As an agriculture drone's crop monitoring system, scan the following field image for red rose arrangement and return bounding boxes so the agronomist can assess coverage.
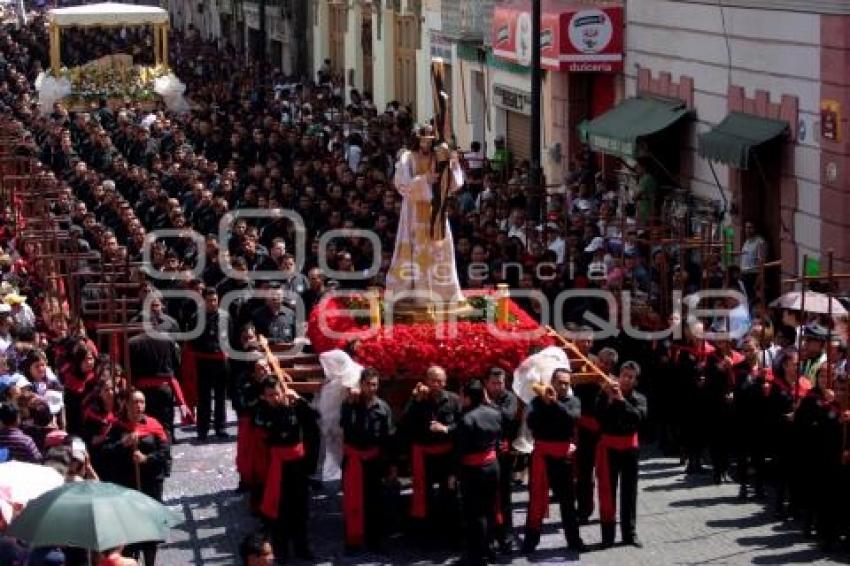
[307,291,554,380]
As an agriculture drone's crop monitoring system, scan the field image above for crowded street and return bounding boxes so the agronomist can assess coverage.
[0,1,849,565]
[157,415,836,565]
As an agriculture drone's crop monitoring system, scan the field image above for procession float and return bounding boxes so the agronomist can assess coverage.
[36,2,187,114]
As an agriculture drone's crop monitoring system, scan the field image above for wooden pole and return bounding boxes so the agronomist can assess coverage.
[162,26,169,70]
[827,250,834,389]
[49,23,60,75]
[795,254,808,405]
[154,24,161,67]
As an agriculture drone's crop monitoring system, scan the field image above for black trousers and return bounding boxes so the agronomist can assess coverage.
[707,404,731,477]
[736,435,765,493]
[524,457,581,549]
[413,453,460,540]
[272,457,310,557]
[576,426,599,519]
[461,461,499,566]
[125,481,164,565]
[601,448,639,543]
[139,383,175,442]
[495,452,515,540]
[196,358,227,437]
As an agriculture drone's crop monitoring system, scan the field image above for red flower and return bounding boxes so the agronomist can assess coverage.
[307,292,554,381]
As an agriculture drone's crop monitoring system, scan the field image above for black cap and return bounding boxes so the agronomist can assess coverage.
[803,323,828,341]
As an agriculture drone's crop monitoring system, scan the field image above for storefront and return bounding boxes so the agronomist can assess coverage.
[490,0,624,180]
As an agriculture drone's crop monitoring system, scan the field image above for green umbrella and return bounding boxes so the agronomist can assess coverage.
[6,481,182,552]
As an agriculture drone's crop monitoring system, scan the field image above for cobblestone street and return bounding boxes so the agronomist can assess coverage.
[157,415,840,565]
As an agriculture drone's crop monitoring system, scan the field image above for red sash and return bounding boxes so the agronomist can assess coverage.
[527,440,575,530]
[577,415,600,433]
[135,375,195,424]
[410,442,453,518]
[123,416,168,442]
[462,449,503,525]
[260,442,306,520]
[461,449,497,467]
[595,433,640,523]
[342,444,381,547]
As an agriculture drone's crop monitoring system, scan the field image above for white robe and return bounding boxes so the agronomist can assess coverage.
[385,150,465,305]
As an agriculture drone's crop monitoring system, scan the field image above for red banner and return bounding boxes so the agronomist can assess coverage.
[492,1,624,73]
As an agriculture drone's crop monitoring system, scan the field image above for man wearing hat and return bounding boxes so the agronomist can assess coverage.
[801,324,828,382]
[4,292,33,333]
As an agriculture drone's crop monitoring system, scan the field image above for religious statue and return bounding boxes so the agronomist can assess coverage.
[386,126,467,320]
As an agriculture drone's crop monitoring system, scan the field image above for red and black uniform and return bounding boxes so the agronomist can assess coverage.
[340,396,394,550]
[766,375,796,514]
[234,370,262,490]
[401,390,462,531]
[489,389,520,546]
[673,342,714,473]
[60,364,95,434]
[733,361,771,498]
[128,333,183,441]
[793,388,843,543]
[456,403,501,566]
[704,350,743,483]
[100,414,172,565]
[595,389,647,546]
[522,392,582,553]
[573,373,602,522]
[80,399,118,477]
[189,308,229,439]
[259,397,315,560]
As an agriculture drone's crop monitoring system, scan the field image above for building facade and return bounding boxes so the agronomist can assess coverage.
[168,0,307,77]
[623,0,850,277]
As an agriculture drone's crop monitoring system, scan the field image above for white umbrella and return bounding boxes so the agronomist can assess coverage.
[0,461,64,506]
[769,291,847,316]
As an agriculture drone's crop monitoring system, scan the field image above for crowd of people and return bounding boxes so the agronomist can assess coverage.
[0,6,846,565]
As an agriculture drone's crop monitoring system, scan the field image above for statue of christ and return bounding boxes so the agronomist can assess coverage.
[385,126,466,315]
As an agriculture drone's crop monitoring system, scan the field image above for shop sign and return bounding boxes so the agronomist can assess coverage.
[492,1,623,73]
[821,99,841,142]
[493,84,532,115]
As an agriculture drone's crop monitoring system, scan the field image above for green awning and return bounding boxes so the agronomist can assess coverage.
[698,112,788,170]
[578,97,691,160]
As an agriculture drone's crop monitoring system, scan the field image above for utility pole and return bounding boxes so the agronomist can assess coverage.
[529,0,543,223]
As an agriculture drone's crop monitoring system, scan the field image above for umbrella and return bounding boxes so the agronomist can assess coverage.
[0,461,63,505]
[769,291,848,316]
[6,481,182,552]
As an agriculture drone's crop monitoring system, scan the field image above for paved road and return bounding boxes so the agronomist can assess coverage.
[158,416,839,565]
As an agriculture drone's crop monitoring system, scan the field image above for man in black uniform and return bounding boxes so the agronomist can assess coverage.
[734,337,769,500]
[456,379,502,566]
[572,328,602,523]
[596,361,647,548]
[402,365,463,537]
[522,368,585,554]
[190,287,229,441]
[340,368,394,552]
[128,320,183,441]
[484,367,520,553]
[258,377,314,561]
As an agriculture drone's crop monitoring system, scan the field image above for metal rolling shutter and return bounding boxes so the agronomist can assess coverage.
[506,110,531,163]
